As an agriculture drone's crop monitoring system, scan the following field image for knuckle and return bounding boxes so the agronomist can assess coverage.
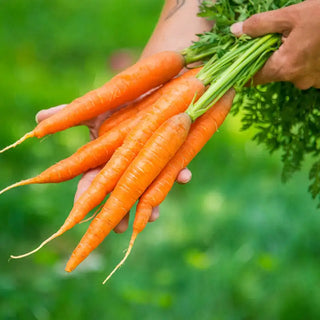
[149,207,160,222]
[277,56,301,82]
[293,78,313,90]
[265,61,282,81]
[245,14,261,30]
[280,7,297,29]
[114,223,128,234]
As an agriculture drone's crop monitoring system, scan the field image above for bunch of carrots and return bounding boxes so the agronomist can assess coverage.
[1,18,279,281]
[0,49,235,282]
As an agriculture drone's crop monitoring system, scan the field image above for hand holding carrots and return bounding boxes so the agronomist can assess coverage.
[2,0,279,278]
[2,0,318,286]
[231,0,320,89]
[34,97,192,233]
[29,0,211,234]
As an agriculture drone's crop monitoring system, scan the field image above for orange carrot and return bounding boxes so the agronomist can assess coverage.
[104,89,235,281]
[98,87,163,136]
[135,89,235,219]
[9,70,203,260]
[9,69,203,260]
[98,67,201,136]
[1,83,168,196]
[65,112,192,273]
[0,51,185,153]
[54,70,203,233]
[61,72,202,225]
[0,116,135,196]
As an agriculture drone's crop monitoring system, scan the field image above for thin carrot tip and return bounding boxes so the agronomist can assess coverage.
[0,131,35,154]
[9,231,60,260]
[79,202,105,224]
[102,233,137,285]
[0,179,33,196]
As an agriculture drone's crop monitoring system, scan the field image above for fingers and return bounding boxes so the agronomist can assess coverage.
[111,167,192,230]
[231,7,293,38]
[83,110,114,140]
[176,167,192,184]
[76,167,191,232]
[74,167,103,202]
[230,6,300,86]
[149,206,160,222]
[114,212,130,233]
[147,168,191,223]
[252,28,315,87]
[230,8,294,86]
[114,205,159,233]
[75,166,131,234]
[35,104,67,123]
[251,49,285,85]
[35,103,113,140]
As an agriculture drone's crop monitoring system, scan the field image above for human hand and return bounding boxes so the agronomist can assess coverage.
[230,0,320,89]
[35,103,192,233]
[34,0,211,233]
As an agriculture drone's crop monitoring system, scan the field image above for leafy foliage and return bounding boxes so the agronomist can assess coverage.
[184,0,296,62]
[198,0,320,206]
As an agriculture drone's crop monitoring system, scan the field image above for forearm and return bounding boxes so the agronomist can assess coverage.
[141,0,213,58]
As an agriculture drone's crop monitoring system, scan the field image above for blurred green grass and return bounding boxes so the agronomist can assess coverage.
[1,1,320,319]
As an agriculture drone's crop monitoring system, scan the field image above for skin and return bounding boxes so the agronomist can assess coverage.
[36,0,320,232]
[35,0,212,233]
[230,0,320,89]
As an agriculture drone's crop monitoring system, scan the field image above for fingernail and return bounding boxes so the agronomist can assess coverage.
[35,112,40,124]
[178,170,192,184]
[230,22,243,36]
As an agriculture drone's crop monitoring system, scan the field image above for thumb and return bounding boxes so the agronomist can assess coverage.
[74,167,103,202]
[35,104,67,123]
[231,7,292,38]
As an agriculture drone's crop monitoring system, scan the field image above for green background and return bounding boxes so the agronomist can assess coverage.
[1,1,320,319]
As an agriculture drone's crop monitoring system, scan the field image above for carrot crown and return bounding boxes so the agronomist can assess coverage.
[186,33,281,121]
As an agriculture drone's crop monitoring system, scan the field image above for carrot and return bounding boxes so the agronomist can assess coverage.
[8,69,203,261]
[98,87,163,136]
[0,51,185,153]
[65,112,192,274]
[52,71,203,234]
[135,89,235,218]
[61,71,203,225]
[0,83,167,196]
[0,117,135,196]
[104,89,235,281]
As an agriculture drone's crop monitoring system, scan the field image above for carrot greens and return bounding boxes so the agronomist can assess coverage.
[3,0,320,281]
[190,0,320,206]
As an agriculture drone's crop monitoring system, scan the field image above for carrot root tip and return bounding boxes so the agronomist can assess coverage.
[0,131,35,154]
[0,179,34,196]
[10,231,60,260]
[79,203,105,224]
[102,232,137,285]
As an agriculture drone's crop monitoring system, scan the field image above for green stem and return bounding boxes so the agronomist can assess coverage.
[183,48,217,65]
[187,34,280,121]
[197,41,250,85]
[181,39,234,65]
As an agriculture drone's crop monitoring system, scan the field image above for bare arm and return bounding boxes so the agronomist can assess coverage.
[37,0,213,232]
[142,0,213,58]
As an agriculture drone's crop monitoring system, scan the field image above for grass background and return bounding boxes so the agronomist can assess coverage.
[0,1,320,319]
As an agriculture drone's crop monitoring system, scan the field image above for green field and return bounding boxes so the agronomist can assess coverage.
[1,1,320,319]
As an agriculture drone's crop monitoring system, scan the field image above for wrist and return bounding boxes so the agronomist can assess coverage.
[142,0,212,58]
